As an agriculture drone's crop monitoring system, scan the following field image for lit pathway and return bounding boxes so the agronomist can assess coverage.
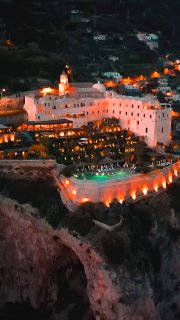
[92,215,123,231]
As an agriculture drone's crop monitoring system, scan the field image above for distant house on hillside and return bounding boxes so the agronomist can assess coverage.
[158,76,169,87]
[123,84,140,93]
[136,32,159,51]
[70,10,90,23]
[103,72,122,80]
[165,93,180,102]
[109,55,119,62]
[93,32,107,41]
[157,86,171,93]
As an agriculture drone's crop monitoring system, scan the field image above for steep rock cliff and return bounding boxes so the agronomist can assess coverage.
[0,195,160,320]
[0,163,180,319]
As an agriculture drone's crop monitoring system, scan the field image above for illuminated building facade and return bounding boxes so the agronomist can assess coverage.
[19,119,73,132]
[23,72,172,147]
[0,124,16,144]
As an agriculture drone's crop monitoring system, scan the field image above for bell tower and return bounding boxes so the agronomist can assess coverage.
[59,70,69,95]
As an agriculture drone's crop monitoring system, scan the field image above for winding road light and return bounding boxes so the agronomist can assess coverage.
[0,88,6,98]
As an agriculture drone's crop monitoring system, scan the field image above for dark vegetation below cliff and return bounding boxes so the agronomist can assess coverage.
[1,0,180,90]
[0,302,51,320]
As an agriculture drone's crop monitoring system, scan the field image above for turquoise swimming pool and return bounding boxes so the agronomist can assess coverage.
[72,171,132,181]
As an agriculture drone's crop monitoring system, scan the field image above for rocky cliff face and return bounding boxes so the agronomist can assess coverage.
[0,195,155,319]
[0,195,68,309]
[0,193,180,319]
[158,240,180,319]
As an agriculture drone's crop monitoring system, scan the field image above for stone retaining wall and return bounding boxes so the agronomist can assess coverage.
[59,161,180,209]
[0,159,56,168]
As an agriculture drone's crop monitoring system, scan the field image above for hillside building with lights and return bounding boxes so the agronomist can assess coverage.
[136,32,159,51]
[23,72,172,148]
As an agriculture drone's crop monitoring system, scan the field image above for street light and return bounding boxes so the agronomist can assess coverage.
[0,88,6,99]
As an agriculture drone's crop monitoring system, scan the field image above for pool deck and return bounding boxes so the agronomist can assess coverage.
[58,161,180,211]
[71,169,136,182]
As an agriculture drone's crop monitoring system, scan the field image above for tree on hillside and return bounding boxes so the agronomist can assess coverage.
[134,139,147,164]
[40,136,54,153]
[29,144,48,158]
[102,231,131,264]
[61,165,76,177]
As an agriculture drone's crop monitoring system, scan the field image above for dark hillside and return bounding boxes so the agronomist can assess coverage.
[0,0,180,89]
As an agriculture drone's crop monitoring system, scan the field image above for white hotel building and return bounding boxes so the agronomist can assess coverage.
[24,72,172,148]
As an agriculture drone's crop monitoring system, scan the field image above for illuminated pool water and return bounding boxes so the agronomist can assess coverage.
[73,171,132,181]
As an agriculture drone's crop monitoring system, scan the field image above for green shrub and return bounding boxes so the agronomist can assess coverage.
[102,231,131,264]
[66,215,94,237]
[61,165,76,177]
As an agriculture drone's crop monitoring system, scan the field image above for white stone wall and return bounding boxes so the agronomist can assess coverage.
[24,96,37,121]
[154,108,172,146]
[59,162,180,210]
[105,96,171,147]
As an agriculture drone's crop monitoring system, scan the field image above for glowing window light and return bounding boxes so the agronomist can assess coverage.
[174,170,177,176]
[105,200,111,207]
[82,198,89,203]
[131,191,136,200]
[162,181,166,189]
[154,185,158,192]
[175,65,180,71]
[41,87,53,94]
[168,175,172,183]
[72,190,76,195]
[142,187,148,195]
[119,198,124,204]
[150,71,160,78]
[65,180,69,185]
[166,92,172,97]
